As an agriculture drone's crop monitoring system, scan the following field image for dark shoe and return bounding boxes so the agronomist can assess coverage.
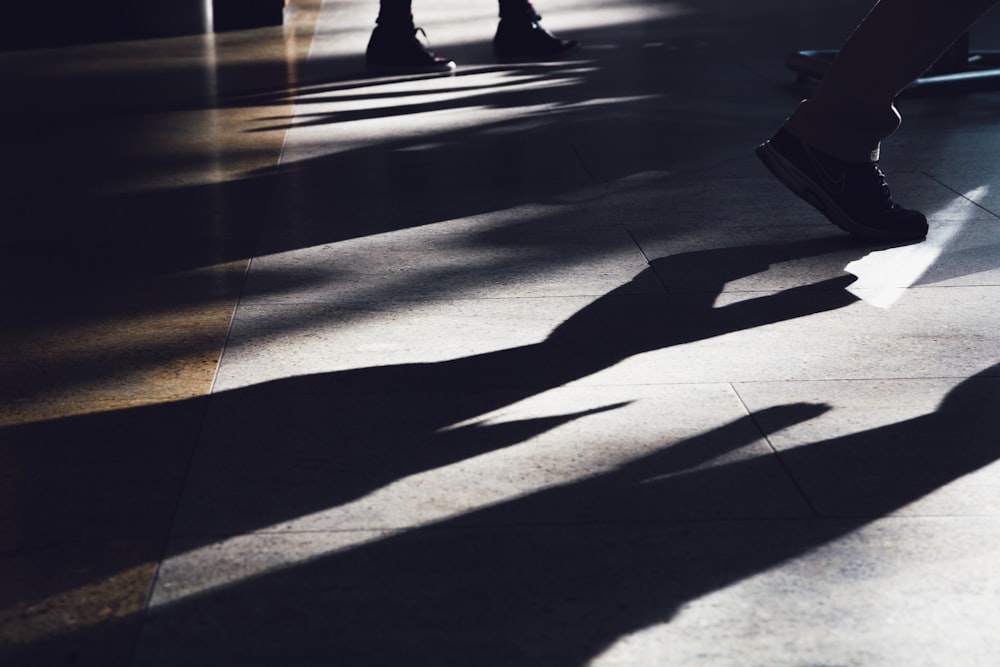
[366,24,456,74]
[493,12,578,62]
[756,128,928,241]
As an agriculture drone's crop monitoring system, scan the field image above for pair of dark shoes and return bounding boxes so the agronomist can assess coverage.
[365,13,578,74]
[756,129,928,242]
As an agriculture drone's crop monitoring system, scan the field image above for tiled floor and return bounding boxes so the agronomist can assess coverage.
[3,0,1000,665]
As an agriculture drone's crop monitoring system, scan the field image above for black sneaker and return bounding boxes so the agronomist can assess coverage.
[366,24,457,74]
[493,11,578,62]
[756,128,928,241]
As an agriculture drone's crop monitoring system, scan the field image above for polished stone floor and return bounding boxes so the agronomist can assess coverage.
[3,0,1000,665]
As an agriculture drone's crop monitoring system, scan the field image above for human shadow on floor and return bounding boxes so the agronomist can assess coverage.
[0,235,872,664]
[164,235,861,537]
[131,359,1000,667]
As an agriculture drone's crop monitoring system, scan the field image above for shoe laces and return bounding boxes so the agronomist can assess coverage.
[836,156,895,210]
[410,26,441,54]
[869,162,897,210]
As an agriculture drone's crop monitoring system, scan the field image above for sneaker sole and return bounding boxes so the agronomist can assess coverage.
[755,141,925,242]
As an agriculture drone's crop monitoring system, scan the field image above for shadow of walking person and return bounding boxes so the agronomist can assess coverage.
[169,235,863,537]
[134,361,1000,667]
[2,234,880,665]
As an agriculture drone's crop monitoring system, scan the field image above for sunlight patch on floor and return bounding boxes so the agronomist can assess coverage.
[845,186,988,309]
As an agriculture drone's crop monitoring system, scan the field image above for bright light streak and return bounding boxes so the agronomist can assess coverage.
[845,186,988,308]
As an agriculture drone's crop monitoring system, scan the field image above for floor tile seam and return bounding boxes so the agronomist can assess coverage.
[921,171,1000,220]
[730,382,824,518]
[232,0,326,368]
[138,13,324,656]
[0,288,247,409]
[143,376,242,630]
[208,261,254,398]
[219,66,306,390]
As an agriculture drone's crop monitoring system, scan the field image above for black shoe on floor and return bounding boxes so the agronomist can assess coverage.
[366,24,457,74]
[756,128,928,241]
[493,12,578,62]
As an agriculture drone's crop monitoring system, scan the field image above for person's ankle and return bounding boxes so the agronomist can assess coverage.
[498,0,541,21]
[374,12,415,30]
[782,101,883,163]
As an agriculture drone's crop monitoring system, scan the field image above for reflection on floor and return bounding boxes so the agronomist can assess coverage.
[3,0,1000,665]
